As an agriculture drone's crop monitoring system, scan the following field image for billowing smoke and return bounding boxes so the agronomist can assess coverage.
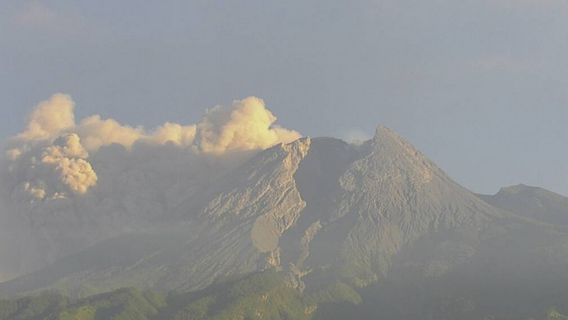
[5,133,96,201]
[150,122,197,147]
[195,97,300,154]
[76,115,145,151]
[17,94,75,141]
[40,133,97,195]
[0,93,301,278]
[4,94,300,199]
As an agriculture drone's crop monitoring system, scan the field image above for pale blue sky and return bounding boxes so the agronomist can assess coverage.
[1,0,567,195]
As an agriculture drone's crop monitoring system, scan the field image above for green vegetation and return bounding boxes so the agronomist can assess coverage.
[0,292,67,320]
[159,271,308,320]
[0,272,312,320]
[548,309,568,320]
[59,288,165,320]
[1,270,568,320]
[0,288,164,320]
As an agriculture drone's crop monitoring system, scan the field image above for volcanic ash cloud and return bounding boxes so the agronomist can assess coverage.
[3,94,301,200]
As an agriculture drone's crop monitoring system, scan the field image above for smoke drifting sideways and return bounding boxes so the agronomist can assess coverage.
[3,94,301,201]
[0,94,301,278]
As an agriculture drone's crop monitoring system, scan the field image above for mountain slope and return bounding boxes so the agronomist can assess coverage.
[0,138,314,296]
[3,270,568,320]
[479,184,568,225]
[2,126,568,313]
[295,127,500,286]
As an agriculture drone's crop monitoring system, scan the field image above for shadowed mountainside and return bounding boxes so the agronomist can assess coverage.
[479,184,568,226]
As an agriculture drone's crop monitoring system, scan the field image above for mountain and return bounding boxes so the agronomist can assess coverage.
[479,184,568,226]
[2,270,568,320]
[0,271,357,320]
[2,126,568,319]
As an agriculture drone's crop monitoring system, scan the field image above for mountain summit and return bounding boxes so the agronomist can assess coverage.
[2,126,568,319]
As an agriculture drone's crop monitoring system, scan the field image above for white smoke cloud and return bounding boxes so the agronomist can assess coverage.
[0,93,302,278]
[42,133,89,160]
[18,93,75,141]
[4,93,301,200]
[40,134,97,195]
[76,115,145,151]
[342,129,372,145]
[149,122,196,147]
[195,97,301,154]
[5,133,97,200]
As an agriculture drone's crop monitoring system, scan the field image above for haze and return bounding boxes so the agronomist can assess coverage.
[2,3,568,319]
[1,0,567,195]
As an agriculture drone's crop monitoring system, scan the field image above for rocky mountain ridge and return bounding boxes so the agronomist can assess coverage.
[1,126,568,303]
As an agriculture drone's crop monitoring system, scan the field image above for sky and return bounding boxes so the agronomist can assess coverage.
[0,0,567,195]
